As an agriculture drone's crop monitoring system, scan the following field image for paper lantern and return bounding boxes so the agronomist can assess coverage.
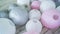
[40,0,56,13]
[41,9,60,29]
[9,7,29,26]
[26,19,42,33]
[0,18,16,34]
[29,9,41,20]
[31,1,40,9]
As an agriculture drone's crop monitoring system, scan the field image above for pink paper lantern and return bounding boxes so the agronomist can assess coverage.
[31,1,40,9]
[41,9,60,29]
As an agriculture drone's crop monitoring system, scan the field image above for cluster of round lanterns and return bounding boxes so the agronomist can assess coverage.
[0,0,60,34]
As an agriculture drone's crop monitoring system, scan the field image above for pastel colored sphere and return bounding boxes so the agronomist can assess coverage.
[40,0,56,13]
[41,9,60,29]
[26,19,42,33]
[9,7,29,26]
[29,9,41,20]
[31,1,40,9]
[0,18,16,34]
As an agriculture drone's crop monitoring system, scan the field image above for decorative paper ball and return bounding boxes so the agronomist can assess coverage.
[0,18,16,34]
[41,9,60,29]
[0,10,9,18]
[31,1,40,9]
[56,6,60,12]
[40,0,56,13]
[9,7,29,26]
[17,0,30,6]
[29,9,41,20]
[23,31,39,34]
[26,19,42,33]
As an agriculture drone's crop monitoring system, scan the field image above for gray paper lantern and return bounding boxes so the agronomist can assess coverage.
[9,7,29,26]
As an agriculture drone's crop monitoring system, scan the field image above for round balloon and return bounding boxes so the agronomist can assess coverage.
[0,18,16,34]
[26,19,42,33]
[9,7,29,26]
[41,9,60,29]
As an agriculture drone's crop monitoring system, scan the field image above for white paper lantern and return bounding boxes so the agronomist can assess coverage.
[40,0,56,13]
[9,7,29,26]
[26,19,42,33]
[29,9,41,20]
[0,18,16,34]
